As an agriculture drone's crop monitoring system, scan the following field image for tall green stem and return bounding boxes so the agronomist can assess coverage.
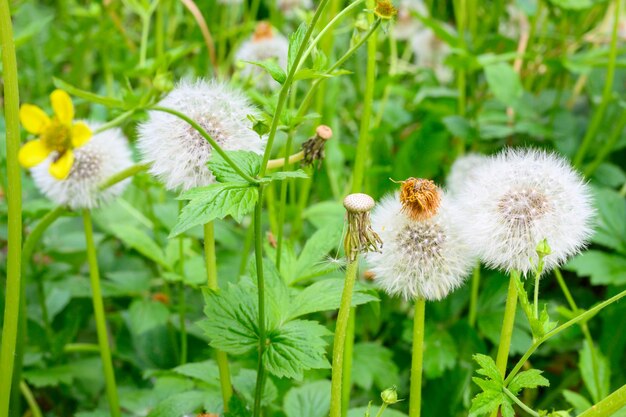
[409,298,426,417]
[252,187,267,417]
[578,384,626,417]
[351,0,378,193]
[329,259,359,417]
[178,202,188,365]
[0,0,22,414]
[204,222,233,410]
[139,14,151,67]
[495,272,519,376]
[573,0,620,167]
[468,263,481,328]
[341,308,356,417]
[82,210,120,417]
[19,382,42,417]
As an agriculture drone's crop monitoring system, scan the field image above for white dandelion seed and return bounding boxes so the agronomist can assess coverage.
[277,0,313,17]
[366,193,474,301]
[137,79,264,191]
[235,23,289,90]
[446,153,488,195]
[451,148,594,275]
[31,124,134,210]
[394,0,428,40]
[410,25,454,83]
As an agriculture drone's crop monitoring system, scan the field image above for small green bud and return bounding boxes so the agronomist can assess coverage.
[536,238,551,258]
[381,386,399,404]
[153,72,174,92]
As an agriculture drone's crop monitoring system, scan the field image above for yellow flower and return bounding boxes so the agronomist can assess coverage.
[18,89,92,180]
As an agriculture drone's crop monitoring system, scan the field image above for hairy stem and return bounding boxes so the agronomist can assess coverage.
[252,186,267,417]
[409,298,426,417]
[577,384,626,417]
[82,210,121,417]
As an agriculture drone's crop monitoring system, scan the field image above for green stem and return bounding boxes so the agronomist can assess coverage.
[150,106,257,183]
[275,130,294,271]
[533,270,540,319]
[253,186,267,417]
[375,403,389,417]
[259,0,331,178]
[19,381,42,417]
[577,384,626,417]
[329,259,359,417]
[495,272,519,376]
[155,0,165,63]
[64,343,101,354]
[204,222,233,410]
[99,163,151,190]
[573,0,620,167]
[503,387,540,417]
[178,201,188,365]
[468,263,481,328]
[82,210,121,417]
[93,110,136,135]
[341,308,356,417]
[139,14,151,67]
[0,0,22,414]
[504,289,626,386]
[351,1,378,193]
[409,298,426,417]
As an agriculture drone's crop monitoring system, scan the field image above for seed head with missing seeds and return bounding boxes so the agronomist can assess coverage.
[343,193,383,262]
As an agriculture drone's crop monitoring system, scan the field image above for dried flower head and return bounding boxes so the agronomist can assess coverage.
[410,26,454,83]
[137,79,264,191]
[235,23,289,90]
[446,153,488,195]
[31,124,133,209]
[343,193,383,262]
[367,193,474,301]
[398,178,441,220]
[451,148,594,275]
[302,125,333,168]
[374,0,398,20]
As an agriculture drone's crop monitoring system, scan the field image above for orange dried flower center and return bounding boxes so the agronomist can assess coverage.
[253,22,273,41]
[399,178,440,220]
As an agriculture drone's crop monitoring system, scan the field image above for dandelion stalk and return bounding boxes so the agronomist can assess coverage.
[341,309,356,417]
[252,186,267,417]
[468,263,481,328]
[178,201,188,365]
[82,210,121,417]
[493,272,520,400]
[578,384,626,417]
[0,0,23,414]
[204,222,233,409]
[19,381,42,417]
[409,298,426,417]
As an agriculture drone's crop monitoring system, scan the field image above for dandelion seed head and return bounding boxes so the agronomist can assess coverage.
[343,193,376,213]
[446,153,488,195]
[451,148,594,275]
[367,193,474,301]
[235,24,289,90]
[399,177,440,220]
[31,124,133,209]
[137,79,264,191]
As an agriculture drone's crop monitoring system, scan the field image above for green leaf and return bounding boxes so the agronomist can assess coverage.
[424,328,458,378]
[469,389,504,416]
[283,380,332,417]
[293,225,343,281]
[207,150,262,183]
[500,401,516,417]
[128,299,170,334]
[108,223,170,268]
[244,59,286,84]
[146,391,206,417]
[508,369,550,395]
[173,360,220,386]
[351,343,399,391]
[484,63,523,107]
[473,354,502,383]
[590,187,626,253]
[171,183,258,237]
[566,251,626,286]
[232,368,277,407]
[288,23,308,71]
[53,77,126,108]
[23,358,101,388]
[224,394,253,417]
[287,279,378,320]
[579,340,610,402]
[562,390,592,414]
[263,319,331,380]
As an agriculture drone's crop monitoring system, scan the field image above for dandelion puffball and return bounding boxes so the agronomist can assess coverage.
[31,125,133,210]
[446,153,488,195]
[235,23,289,90]
[137,79,264,191]
[367,193,474,301]
[451,148,594,275]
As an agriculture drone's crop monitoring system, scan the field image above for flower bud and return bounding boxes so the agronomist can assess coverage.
[381,386,399,404]
[536,238,551,258]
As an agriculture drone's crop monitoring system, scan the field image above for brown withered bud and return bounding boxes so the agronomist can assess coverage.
[152,293,170,305]
[302,125,333,169]
[398,178,440,220]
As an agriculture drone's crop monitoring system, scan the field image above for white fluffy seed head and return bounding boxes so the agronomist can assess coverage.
[450,148,594,275]
[31,124,134,210]
[410,26,453,83]
[366,193,474,301]
[235,24,289,90]
[446,153,488,195]
[137,79,264,191]
[394,0,428,40]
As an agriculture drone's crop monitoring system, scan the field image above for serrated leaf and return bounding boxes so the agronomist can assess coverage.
[424,328,458,378]
[473,377,501,394]
[508,369,550,395]
[146,391,206,417]
[469,389,504,416]
[207,150,262,183]
[244,59,286,84]
[170,183,257,237]
[473,354,503,383]
[263,319,331,380]
[283,380,331,417]
[288,23,308,71]
[500,401,516,417]
[352,343,399,391]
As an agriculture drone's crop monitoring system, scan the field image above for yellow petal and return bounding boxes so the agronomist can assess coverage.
[19,104,51,134]
[71,122,92,148]
[18,140,51,168]
[50,89,74,125]
[49,150,75,180]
